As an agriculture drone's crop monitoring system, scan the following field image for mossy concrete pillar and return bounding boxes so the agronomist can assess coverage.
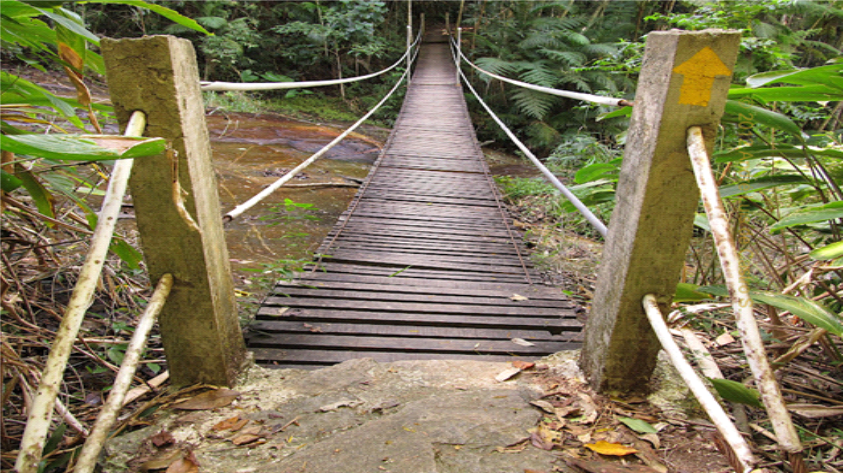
[102,36,247,387]
[580,29,740,394]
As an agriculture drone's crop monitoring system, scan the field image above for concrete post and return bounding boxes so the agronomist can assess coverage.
[455,27,462,84]
[580,29,740,394]
[101,36,247,387]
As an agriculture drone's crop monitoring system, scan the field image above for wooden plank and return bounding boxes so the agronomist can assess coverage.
[255,307,580,330]
[251,348,548,365]
[262,297,570,317]
[248,333,576,355]
[248,320,581,341]
[269,287,572,308]
[276,277,568,300]
[305,262,534,283]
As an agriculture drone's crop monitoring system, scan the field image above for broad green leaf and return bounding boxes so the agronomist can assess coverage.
[714,144,842,163]
[1,169,23,192]
[33,6,99,44]
[110,238,143,269]
[770,200,842,231]
[14,165,55,220]
[698,286,843,337]
[745,64,843,90]
[597,106,632,121]
[751,292,842,337]
[618,417,657,434]
[574,162,618,184]
[82,0,212,35]
[693,213,711,232]
[708,378,764,408]
[719,175,808,198]
[728,85,840,103]
[674,283,712,303]
[1,134,166,162]
[810,241,843,261]
[723,100,803,137]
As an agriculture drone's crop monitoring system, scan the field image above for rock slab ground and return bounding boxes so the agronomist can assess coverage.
[103,352,710,473]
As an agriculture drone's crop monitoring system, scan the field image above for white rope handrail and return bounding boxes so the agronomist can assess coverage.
[223,44,418,222]
[453,56,609,237]
[451,37,631,108]
[202,30,422,92]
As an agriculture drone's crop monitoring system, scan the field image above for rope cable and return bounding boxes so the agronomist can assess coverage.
[223,43,420,222]
[451,37,631,108]
[452,44,609,237]
[203,30,422,92]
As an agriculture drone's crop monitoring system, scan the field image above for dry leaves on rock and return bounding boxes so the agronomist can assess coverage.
[171,389,240,410]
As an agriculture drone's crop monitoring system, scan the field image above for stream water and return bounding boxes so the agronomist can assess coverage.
[203,112,539,284]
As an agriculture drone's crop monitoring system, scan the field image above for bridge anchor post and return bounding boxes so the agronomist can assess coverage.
[580,29,740,394]
[101,36,247,387]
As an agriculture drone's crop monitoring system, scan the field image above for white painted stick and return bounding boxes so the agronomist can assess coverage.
[15,111,146,473]
[687,125,803,455]
[643,294,759,472]
[74,273,173,473]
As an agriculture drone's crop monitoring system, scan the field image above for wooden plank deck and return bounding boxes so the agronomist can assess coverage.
[246,41,583,369]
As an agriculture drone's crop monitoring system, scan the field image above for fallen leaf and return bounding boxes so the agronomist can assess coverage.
[524,470,547,473]
[172,389,240,410]
[530,400,556,413]
[618,417,657,434]
[149,430,175,448]
[510,294,529,301]
[638,432,660,449]
[714,331,735,346]
[212,415,245,432]
[231,433,262,446]
[495,367,522,382]
[139,449,183,471]
[584,440,638,456]
[528,425,561,450]
[512,360,535,370]
[511,338,535,347]
[787,403,844,418]
[165,451,199,473]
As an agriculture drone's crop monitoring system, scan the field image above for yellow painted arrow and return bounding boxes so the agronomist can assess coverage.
[672,47,732,107]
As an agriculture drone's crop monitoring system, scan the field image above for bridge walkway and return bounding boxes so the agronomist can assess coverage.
[247,41,583,369]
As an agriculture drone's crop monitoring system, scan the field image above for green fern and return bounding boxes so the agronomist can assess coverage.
[511,88,557,119]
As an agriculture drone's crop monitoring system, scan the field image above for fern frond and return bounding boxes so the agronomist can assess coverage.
[511,88,557,120]
[518,62,558,87]
[519,33,564,51]
[475,57,520,77]
[558,72,593,93]
[582,43,619,58]
[540,49,587,67]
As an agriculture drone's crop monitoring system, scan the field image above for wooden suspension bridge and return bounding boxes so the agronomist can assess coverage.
[246,38,582,369]
[101,28,740,390]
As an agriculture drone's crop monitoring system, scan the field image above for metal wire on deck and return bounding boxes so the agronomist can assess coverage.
[202,30,422,92]
[450,39,609,238]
